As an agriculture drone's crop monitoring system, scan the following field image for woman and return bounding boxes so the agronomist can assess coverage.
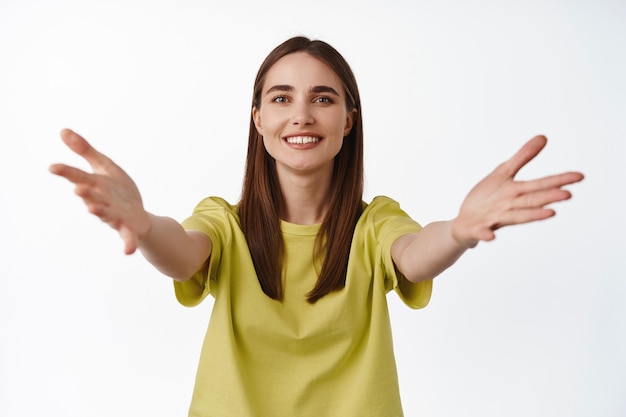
[50,37,583,416]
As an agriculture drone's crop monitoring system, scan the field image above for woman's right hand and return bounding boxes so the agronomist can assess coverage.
[49,129,151,255]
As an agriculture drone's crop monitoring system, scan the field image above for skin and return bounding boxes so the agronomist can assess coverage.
[49,130,210,280]
[49,52,584,284]
[253,52,356,225]
[391,134,584,282]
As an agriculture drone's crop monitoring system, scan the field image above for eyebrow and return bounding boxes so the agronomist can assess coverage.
[265,84,340,96]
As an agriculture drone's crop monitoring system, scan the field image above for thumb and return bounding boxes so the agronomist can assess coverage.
[119,226,139,255]
[497,135,548,178]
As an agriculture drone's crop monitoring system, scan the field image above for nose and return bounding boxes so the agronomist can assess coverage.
[290,102,314,126]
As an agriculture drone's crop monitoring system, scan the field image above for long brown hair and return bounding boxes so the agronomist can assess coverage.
[238,36,364,303]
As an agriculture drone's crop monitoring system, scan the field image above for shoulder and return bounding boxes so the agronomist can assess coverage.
[188,196,242,224]
[356,195,421,242]
[182,196,241,241]
[191,196,238,213]
[361,195,409,219]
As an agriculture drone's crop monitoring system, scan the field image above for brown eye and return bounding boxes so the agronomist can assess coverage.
[314,96,333,104]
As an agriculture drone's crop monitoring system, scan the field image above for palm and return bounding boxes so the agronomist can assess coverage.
[49,129,150,254]
[451,135,584,248]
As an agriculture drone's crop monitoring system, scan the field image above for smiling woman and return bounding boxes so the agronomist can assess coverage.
[49,36,583,417]
[242,39,365,306]
[253,53,354,186]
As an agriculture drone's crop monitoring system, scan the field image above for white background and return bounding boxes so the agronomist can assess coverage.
[1,0,624,416]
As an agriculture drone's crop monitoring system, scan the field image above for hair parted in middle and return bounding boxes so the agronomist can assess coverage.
[238,36,364,303]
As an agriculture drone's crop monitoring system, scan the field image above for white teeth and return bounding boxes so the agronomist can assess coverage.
[286,136,320,144]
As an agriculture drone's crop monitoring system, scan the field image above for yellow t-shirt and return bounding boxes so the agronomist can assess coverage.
[176,196,432,417]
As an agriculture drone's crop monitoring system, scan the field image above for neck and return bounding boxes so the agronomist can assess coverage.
[277,167,333,225]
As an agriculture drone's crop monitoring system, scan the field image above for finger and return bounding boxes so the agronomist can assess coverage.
[495,207,556,227]
[59,128,114,171]
[513,188,572,209]
[86,204,128,242]
[478,228,496,242]
[86,201,113,221]
[495,135,548,178]
[49,163,97,186]
[516,171,585,194]
[75,183,110,206]
[85,204,135,255]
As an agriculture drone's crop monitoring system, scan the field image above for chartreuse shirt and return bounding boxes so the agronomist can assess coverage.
[175,196,432,417]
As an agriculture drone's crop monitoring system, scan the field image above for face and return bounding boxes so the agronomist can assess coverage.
[253,52,355,179]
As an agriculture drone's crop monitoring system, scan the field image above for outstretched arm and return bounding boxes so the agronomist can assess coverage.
[49,129,210,281]
[392,135,584,283]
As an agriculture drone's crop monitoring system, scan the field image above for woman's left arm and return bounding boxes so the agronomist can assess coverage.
[392,135,584,283]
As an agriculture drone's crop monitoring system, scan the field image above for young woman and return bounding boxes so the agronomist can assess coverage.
[50,37,584,416]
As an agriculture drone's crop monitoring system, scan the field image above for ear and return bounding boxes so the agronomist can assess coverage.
[252,106,263,135]
[343,108,357,137]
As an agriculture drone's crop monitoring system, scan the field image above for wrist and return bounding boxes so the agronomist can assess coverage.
[136,211,154,244]
[450,218,479,249]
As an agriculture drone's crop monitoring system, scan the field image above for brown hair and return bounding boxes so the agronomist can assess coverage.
[238,36,364,303]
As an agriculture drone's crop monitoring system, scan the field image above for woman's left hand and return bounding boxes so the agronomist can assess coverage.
[451,135,584,248]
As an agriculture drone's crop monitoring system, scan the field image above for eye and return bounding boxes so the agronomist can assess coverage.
[314,96,334,104]
[272,95,289,103]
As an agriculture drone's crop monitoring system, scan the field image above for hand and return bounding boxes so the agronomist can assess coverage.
[49,129,151,254]
[451,135,584,248]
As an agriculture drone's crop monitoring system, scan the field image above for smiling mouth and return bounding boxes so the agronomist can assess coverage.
[285,136,321,144]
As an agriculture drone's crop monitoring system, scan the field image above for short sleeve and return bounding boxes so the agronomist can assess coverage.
[173,197,235,307]
[367,196,433,309]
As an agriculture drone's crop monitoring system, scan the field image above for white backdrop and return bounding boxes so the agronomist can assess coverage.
[1,0,624,416]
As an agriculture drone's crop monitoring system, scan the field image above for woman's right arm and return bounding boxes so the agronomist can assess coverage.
[49,129,211,282]
[137,215,211,281]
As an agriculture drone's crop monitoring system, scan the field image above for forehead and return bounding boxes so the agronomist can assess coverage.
[263,52,343,93]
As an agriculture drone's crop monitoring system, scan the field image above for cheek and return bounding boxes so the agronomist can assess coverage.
[258,111,283,135]
[332,113,350,136]
[261,136,279,158]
